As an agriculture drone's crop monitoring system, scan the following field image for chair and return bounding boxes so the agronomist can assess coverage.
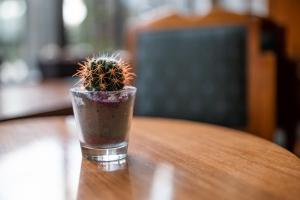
[126,9,276,140]
[260,19,299,150]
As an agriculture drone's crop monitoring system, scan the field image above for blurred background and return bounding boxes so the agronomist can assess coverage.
[0,0,275,83]
[0,0,299,155]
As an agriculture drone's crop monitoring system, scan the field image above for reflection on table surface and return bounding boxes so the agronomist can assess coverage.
[0,118,176,200]
[0,134,80,200]
[0,138,177,200]
[0,117,300,200]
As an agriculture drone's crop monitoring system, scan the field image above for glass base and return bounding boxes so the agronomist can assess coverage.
[80,142,128,162]
[98,158,127,172]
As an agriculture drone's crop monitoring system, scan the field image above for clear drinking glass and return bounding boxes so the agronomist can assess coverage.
[70,86,136,161]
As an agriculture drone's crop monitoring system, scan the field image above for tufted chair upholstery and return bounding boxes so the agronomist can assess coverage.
[134,26,247,127]
[127,10,277,140]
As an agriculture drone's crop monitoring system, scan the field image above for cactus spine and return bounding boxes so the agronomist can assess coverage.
[75,55,135,91]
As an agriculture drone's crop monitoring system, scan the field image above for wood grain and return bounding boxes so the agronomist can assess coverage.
[248,52,277,140]
[0,79,73,121]
[0,117,299,200]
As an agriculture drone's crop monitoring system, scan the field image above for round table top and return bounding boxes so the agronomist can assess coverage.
[0,117,299,200]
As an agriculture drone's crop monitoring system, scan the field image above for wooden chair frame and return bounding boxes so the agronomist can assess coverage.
[125,9,276,140]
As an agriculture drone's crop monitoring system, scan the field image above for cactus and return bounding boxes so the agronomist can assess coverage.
[75,55,135,91]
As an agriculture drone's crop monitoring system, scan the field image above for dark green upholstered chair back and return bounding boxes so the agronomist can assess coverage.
[134,25,247,127]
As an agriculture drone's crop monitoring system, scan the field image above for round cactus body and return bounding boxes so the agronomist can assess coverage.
[75,55,134,91]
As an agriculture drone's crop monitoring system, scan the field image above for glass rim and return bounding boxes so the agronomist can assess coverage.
[70,85,136,94]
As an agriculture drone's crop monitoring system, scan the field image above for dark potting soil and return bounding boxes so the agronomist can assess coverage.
[71,87,135,147]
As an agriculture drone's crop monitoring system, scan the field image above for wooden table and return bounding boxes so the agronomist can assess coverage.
[0,117,299,200]
[0,79,73,121]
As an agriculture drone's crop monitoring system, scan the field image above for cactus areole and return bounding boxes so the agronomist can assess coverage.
[75,55,135,91]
